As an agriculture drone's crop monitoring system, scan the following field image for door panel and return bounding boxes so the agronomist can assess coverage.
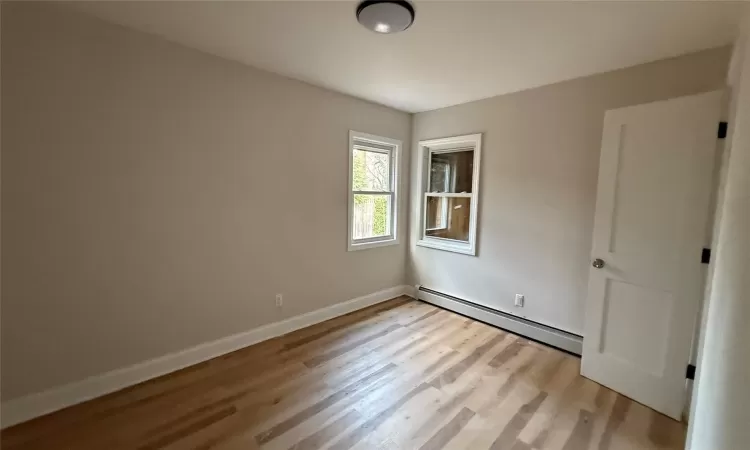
[600,279,672,376]
[582,91,723,420]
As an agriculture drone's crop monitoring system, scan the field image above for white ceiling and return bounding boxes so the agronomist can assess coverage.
[68,1,742,113]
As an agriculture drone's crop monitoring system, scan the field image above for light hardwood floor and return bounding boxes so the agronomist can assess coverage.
[1,297,686,450]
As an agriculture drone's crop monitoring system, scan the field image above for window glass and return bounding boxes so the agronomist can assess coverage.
[425,197,471,242]
[352,194,391,240]
[353,149,390,192]
[429,150,474,193]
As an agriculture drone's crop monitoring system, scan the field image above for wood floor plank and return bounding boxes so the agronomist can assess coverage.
[489,391,548,449]
[328,382,433,450]
[406,377,482,447]
[418,407,476,450]
[350,348,463,417]
[516,357,581,446]
[243,334,460,448]
[444,322,501,357]
[349,379,445,450]
[488,337,528,368]
[648,409,686,449]
[303,324,404,368]
[561,409,595,450]
[254,364,397,445]
[460,372,543,449]
[286,408,363,450]
[401,308,441,327]
[597,394,630,450]
[137,406,237,450]
[430,333,507,389]
[438,412,486,450]
[1,298,687,450]
[473,345,541,417]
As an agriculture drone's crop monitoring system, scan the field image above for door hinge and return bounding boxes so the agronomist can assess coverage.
[718,121,728,139]
[701,248,711,264]
[686,364,696,380]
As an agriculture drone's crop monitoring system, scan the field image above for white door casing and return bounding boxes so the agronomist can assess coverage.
[581,91,723,420]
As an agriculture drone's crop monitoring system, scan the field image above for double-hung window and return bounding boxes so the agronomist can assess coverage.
[348,131,400,251]
[417,133,482,255]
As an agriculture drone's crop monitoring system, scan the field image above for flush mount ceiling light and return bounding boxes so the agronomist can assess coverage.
[356,0,415,34]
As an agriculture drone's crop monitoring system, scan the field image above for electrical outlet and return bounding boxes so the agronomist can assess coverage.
[275,294,283,307]
[514,294,525,307]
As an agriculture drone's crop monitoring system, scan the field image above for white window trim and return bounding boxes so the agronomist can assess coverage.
[416,133,482,256]
[348,130,401,252]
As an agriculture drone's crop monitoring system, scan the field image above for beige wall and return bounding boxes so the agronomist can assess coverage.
[409,46,730,335]
[0,3,411,401]
[688,7,750,448]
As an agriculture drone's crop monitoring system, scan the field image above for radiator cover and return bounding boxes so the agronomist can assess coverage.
[417,286,583,356]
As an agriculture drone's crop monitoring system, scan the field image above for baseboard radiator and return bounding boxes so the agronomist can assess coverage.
[416,286,583,356]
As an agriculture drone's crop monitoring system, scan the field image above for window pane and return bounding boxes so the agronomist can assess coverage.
[429,150,474,193]
[425,196,471,242]
[426,197,448,230]
[353,194,391,240]
[353,149,390,191]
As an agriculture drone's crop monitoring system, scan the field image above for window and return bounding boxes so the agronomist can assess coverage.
[348,131,400,251]
[417,133,481,255]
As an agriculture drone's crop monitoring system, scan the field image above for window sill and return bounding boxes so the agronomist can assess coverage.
[348,237,399,252]
[416,238,476,256]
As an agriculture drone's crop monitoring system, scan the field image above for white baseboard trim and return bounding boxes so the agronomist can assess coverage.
[1,285,412,429]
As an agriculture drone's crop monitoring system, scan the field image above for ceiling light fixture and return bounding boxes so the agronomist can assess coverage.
[356,0,415,34]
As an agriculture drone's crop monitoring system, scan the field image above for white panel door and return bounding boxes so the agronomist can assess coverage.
[581,91,723,420]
